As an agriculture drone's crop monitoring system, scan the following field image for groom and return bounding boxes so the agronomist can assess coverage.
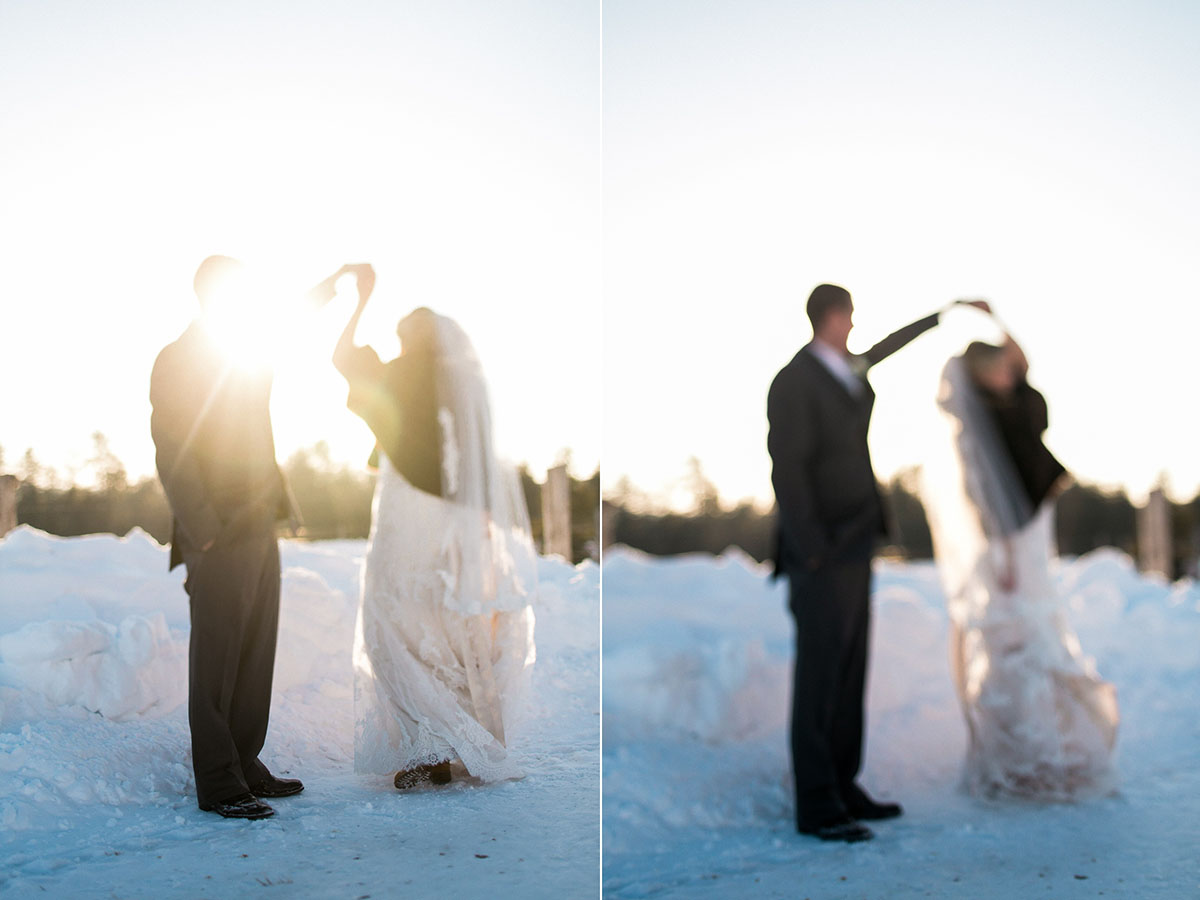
[768,284,983,842]
[151,255,348,819]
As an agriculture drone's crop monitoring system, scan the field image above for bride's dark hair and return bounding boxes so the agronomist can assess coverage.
[963,341,1005,381]
[192,254,243,305]
[396,307,438,356]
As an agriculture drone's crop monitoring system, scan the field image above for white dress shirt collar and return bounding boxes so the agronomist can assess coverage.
[810,338,864,395]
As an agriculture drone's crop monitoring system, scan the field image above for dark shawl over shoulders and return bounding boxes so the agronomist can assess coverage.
[983,379,1066,509]
[340,345,443,497]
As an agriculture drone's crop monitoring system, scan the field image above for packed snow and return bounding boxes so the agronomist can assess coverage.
[602,545,1200,899]
[0,526,599,899]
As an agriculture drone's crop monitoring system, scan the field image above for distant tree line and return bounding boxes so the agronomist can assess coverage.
[2,436,599,563]
[606,466,1200,579]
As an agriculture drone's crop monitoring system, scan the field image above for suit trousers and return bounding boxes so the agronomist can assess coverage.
[182,511,280,807]
[788,556,872,827]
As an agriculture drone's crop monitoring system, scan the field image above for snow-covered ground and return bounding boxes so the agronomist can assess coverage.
[0,526,599,899]
[602,545,1200,899]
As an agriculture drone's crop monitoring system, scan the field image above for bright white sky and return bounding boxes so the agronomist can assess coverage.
[0,1,599,486]
[605,0,1200,509]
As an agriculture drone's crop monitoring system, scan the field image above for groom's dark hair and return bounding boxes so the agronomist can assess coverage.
[193,255,243,305]
[806,283,852,329]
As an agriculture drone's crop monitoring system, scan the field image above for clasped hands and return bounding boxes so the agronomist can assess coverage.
[310,263,376,308]
[342,263,375,304]
[951,298,992,315]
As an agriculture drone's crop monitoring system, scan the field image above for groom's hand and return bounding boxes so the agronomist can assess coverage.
[308,266,353,308]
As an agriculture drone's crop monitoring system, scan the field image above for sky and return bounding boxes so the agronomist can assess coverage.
[4,1,1199,509]
[0,0,600,486]
[604,0,1200,508]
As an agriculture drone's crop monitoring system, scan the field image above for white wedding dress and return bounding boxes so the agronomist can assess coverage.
[352,315,537,782]
[922,357,1118,800]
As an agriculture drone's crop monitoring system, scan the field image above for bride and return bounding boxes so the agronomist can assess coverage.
[922,305,1118,800]
[333,265,537,788]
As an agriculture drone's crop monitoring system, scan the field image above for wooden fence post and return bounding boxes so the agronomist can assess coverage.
[1136,488,1172,579]
[601,500,618,551]
[541,464,572,560]
[0,474,17,538]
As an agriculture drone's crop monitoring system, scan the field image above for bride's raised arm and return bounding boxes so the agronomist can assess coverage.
[332,264,378,377]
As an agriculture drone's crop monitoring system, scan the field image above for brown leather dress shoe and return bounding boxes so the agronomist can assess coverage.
[394,761,453,790]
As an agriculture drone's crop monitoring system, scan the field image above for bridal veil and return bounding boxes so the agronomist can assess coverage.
[921,356,1118,800]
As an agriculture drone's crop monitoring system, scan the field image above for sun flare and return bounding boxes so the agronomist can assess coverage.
[195,265,294,373]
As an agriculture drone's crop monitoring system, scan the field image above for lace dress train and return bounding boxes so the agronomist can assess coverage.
[948,505,1118,800]
[924,356,1118,801]
[353,461,535,782]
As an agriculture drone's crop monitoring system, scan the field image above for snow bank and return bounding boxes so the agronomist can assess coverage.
[602,546,791,745]
[0,526,599,899]
[0,527,190,726]
[603,544,1200,899]
[0,613,186,721]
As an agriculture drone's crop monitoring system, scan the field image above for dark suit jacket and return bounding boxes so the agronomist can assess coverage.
[150,323,292,570]
[767,313,940,577]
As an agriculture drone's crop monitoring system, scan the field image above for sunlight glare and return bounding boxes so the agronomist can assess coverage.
[199,265,295,374]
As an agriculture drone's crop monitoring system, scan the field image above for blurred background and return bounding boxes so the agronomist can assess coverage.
[603,0,1200,573]
[0,0,600,559]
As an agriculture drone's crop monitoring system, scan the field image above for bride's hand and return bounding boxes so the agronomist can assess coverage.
[345,263,375,305]
[954,298,992,314]
[997,566,1017,593]
[997,537,1017,592]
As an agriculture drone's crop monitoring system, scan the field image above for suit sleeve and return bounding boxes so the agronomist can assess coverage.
[767,371,828,569]
[862,311,941,368]
[150,347,223,550]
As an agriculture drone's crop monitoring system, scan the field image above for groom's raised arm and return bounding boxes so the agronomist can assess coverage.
[862,299,993,369]
[860,311,941,369]
[767,371,828,571]
[304,265,351,310]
